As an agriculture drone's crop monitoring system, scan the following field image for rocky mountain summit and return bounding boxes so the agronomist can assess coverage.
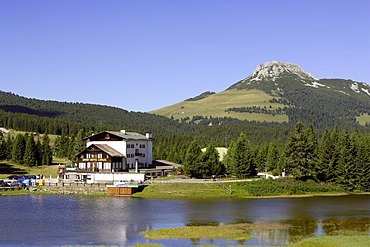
[228,61,370,98]
[246,61,316,82]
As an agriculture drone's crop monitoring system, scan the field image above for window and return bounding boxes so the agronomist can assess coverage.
[140,144,146,148]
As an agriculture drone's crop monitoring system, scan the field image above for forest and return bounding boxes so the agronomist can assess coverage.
[1,123,369,192]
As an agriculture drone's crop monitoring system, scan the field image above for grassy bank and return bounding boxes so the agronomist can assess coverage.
[0,189,30,196]
[133,178,347,199]
[290,235,370,247]
[141,223,254,241]
[0,160,62,179]
[138,222,369,247]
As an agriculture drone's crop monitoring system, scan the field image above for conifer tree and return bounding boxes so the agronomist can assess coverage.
[5,134,12,160]
[254,143,268,171]
[354,134,370,191]
[24,134,38,166]
[265,142,280,174]
[12,133,26,164]
[200,143,223,178]
[303,124,319,178]
[284,123,317,180]
[223,140,237,175]
[67,134,76,161]
[0,133,6,160]
[231,132,256,178]
[317,127,332,181]
[41,133,53,166]
[183,140,202,178]
[335,128,358,190]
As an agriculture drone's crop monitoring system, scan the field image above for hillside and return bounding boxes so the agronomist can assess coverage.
[0,90,293,146]
[152,61,370,130]
[151,89,288,123]
[0,91,191,136]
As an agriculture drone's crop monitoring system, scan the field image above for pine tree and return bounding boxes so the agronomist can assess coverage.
[223,141,237,175]
[317,127,333,181]
[183,140,202,178]
[352,134,370,191]
[335,128,358,190]
[12,134,26,164]
[303,124,319,178]
[5,134,12,160]
[24,134,38,166]
[200,143,223,178]
[0,132,6,160]
[254,143,268,171]
[41,133,53,166]
[284,123,317,180]
[231,132,256,178]
[265,142,280,174]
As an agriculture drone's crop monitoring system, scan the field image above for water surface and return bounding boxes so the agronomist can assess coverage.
[0,195,368,246]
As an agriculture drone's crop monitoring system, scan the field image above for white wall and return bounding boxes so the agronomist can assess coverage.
[88,173,145,183]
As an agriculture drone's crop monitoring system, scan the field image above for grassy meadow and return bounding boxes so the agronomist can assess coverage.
[151,89,289,122]
[133,178,347,199]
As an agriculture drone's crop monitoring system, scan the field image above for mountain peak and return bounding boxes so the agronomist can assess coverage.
[247,61,316,82]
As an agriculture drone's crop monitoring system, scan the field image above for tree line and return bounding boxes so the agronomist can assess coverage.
[181,123,369,192]
[0,132,52,167]
[0,130,87,167]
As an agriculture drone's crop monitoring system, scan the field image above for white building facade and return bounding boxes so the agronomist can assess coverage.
[75,130,153,172]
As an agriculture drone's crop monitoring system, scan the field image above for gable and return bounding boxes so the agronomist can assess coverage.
[76,144,124,159]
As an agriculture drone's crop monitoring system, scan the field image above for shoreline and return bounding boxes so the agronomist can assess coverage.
[132,191,370,199]
[1,183,369,199]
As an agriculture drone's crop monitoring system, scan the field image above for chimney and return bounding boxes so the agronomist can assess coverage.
[146,132,152,139]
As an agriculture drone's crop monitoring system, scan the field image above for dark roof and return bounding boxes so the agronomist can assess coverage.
[105,131,148,140]
[83,130,149,141]
[94,144,124,157]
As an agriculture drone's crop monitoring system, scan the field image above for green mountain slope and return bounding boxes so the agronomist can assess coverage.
[151,89,288,123]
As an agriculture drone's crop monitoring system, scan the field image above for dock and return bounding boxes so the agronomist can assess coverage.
[106,184,147,196]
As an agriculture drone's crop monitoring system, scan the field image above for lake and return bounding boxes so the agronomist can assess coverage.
[0,194,369,246]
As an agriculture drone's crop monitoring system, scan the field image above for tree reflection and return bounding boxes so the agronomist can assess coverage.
[322,218,370,235]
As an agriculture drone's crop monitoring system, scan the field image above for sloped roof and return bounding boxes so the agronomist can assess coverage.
[75,144,125,158]
[83,130,149,141]
[105,130,148,140]
[94,144,124,157]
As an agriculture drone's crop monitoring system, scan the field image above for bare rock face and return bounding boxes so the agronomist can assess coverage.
[247,61,316,82]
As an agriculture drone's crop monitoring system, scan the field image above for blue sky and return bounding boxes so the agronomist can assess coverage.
[1,0,369,112]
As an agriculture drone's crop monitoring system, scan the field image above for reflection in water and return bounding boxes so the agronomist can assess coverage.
[322,218,370,235]
[0,195,368,246]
